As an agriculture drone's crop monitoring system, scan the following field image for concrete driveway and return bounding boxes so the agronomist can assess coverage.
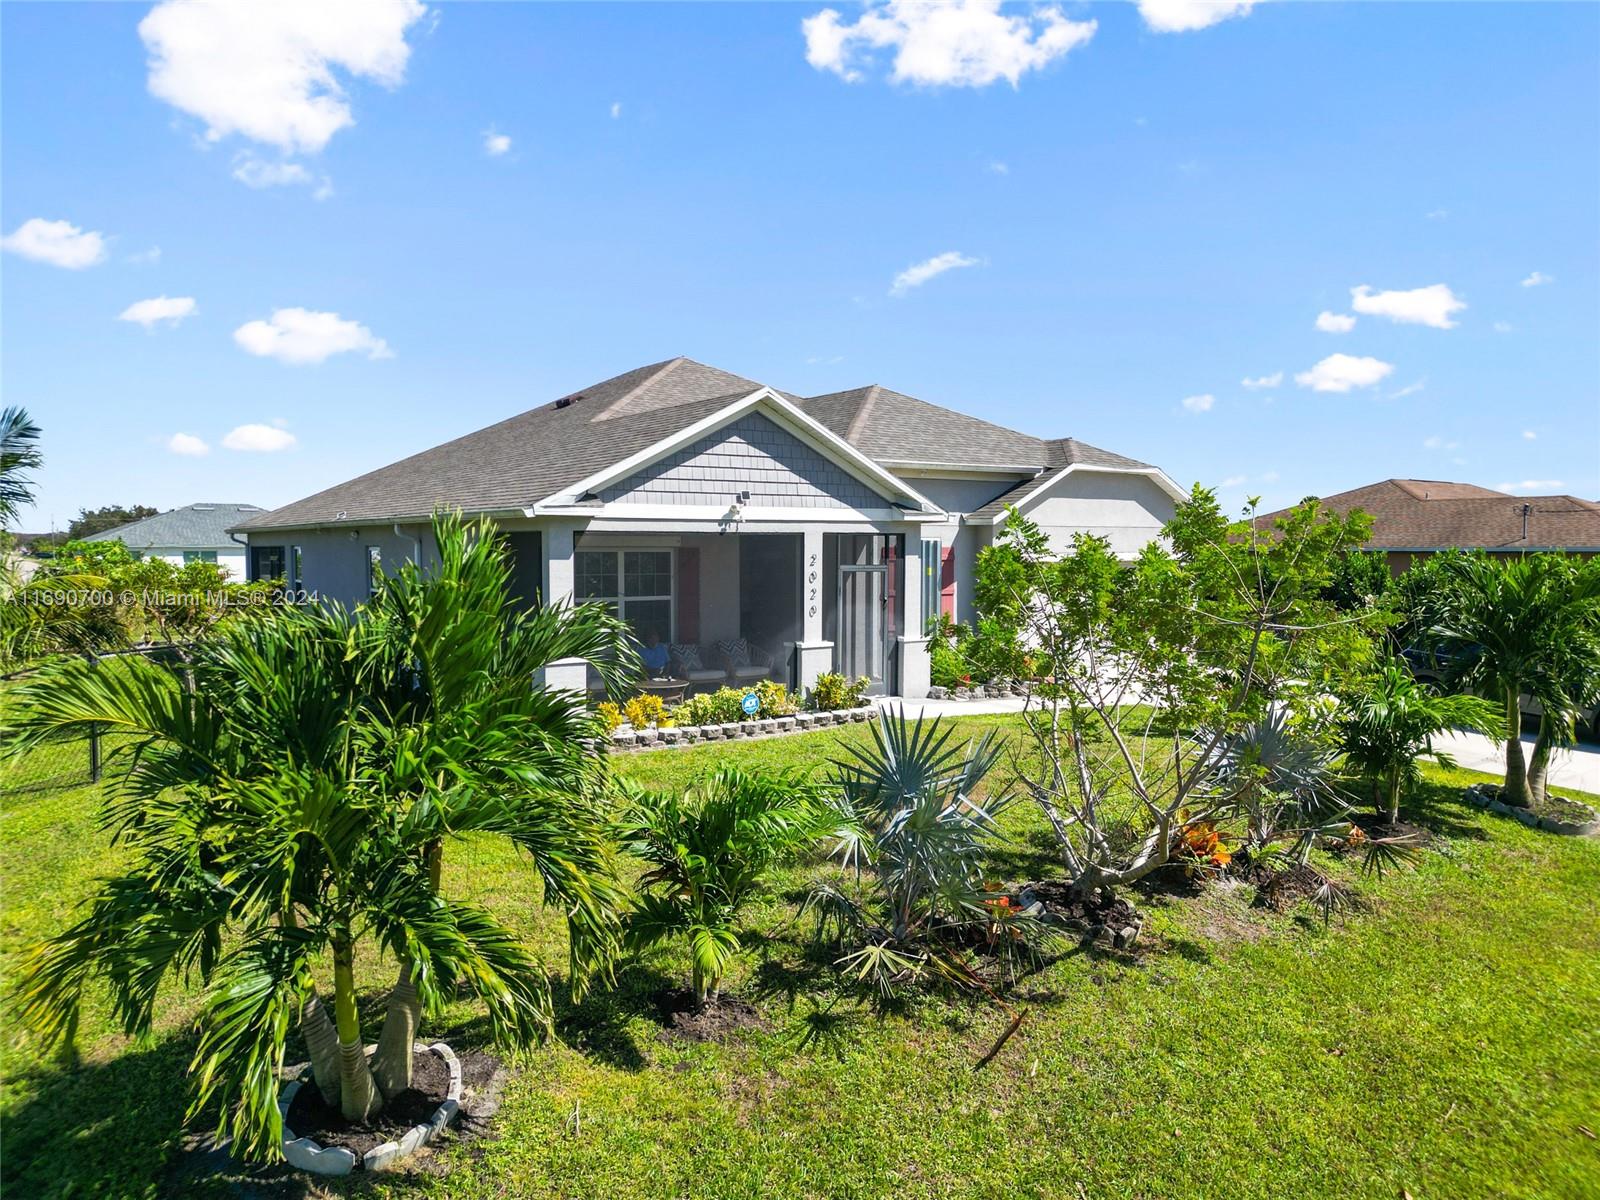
[877,695,1600,796]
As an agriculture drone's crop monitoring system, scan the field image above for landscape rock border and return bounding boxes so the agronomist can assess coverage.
[1462,782,1600,836]
[610,704,875,752]
[279,1041,463,1176]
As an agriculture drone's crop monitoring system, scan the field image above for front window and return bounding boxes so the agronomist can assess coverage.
[290,545,304,592]
[366,545,382,597]
[921,538,941,634]
[575,548,673,642]
[182,550,219,565]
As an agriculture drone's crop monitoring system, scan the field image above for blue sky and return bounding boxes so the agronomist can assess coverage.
[4,0,1597,531]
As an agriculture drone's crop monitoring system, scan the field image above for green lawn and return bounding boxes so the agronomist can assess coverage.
[3,716,1598,1199]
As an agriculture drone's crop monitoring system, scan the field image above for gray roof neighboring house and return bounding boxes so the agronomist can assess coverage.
[237,357,1173,533]
[86,503,263,550]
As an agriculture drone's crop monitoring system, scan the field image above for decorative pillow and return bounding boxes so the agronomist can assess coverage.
[716,637,751,668]
[670,643,704,672]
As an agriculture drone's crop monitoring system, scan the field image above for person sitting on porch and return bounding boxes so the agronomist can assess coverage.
[638,628,670,677]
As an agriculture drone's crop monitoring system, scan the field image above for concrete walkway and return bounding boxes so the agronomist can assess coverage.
[876,696,1600,796]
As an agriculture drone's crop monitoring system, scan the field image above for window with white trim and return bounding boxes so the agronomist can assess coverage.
[182,550,219,565]
[575,549,673,641]
[921,538,941,634]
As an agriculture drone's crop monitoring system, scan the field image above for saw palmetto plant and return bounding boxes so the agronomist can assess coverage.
[4,514,636,1160]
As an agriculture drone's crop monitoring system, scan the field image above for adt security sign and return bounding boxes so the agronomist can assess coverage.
[741,691,760,716]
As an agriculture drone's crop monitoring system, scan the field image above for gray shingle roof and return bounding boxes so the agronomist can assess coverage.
[797,385,1051,469]
[87,503,264,549]
[237,357,1165,532]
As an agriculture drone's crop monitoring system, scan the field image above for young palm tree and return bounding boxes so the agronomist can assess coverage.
[1338,659,1502,824]
[618,767,833,1006]
[1430,554,1600,807]
[5,515,636,1160]
[0,406,43,525]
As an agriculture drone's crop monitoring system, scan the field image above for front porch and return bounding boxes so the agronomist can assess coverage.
[522,524,933,699]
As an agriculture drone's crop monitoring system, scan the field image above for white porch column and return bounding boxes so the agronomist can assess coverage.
[897,533,930,698]
[539,520,590,694]
[795,527,833,693]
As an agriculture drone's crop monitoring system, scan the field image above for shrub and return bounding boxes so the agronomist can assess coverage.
[623,693,674,729]
[807,672,870,711]
[619,768,834,1005]
[927,620,971,689]
[674,687,746,726]
[754,679,798,716]
[596,700,623,734]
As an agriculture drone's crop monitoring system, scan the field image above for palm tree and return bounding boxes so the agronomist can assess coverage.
[5,516,636,1160]
[354,512,637,1094]
[618,767,833,1006]
[0,406,43,526]
[1430,554,1600,807]
[1338,659,1503,824]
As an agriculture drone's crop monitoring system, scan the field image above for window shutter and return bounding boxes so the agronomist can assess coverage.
[678,546,699,642]
[940,545,956,617]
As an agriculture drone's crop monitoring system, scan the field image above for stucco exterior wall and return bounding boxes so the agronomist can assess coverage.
[245,525,435,607]
[1024,472,1176,559]
[140,547,248,579]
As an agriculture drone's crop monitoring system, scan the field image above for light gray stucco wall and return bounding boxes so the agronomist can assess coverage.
[600,414,887,510]
[903,476,1021,515]
[246,525,435,608]
[1025,473,1176,558]
[888,474,1028,629]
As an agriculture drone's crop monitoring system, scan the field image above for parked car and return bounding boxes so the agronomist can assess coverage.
[1402,645,1600,742]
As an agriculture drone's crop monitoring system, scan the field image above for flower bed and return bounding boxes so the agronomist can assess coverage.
[608,704,876,751]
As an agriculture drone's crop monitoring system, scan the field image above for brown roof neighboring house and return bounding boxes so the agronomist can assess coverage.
[1261,479,1600,558]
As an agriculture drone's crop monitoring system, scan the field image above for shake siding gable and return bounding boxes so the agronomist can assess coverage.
[597,413,889,510]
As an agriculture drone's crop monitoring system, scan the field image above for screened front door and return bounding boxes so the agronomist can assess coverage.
[837,565,888,692]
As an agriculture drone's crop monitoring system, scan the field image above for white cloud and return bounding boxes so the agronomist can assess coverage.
[127,245,163,265]
[1521,429,1537,441]
[1241,372,1282,390]
[483,129,512,157]
[803,0,1095,88]
[233,307,392,365]
[167,432,210,456]
[1496,479,1563,494]
[118,295,198,329]
[889,250,981,296]
[1294,353,1394,394]
[1181,393,1215,413]
[987,160,1009,174]
[1493,321,1513,334]
[1,217,108,269]
[1425,208,1449,221]
[1315,310,1356,334]
[1219,474,1248,487]
[1349,283,1466,330]
[223,423,299,452]
[1521,271,1552,288]
[610,101,622,119]
[1389,379,1426,399]
[1422,435,1459,451]
[1137,0,1257,33]
[230,154,332,199]
[139,0,426,156]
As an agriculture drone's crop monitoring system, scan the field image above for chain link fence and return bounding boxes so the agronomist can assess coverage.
[2,649,172,797]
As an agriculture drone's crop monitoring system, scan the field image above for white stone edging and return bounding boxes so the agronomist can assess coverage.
[1461,782,1600,836]
[609,704,875,751]
[279,1041,463,1176]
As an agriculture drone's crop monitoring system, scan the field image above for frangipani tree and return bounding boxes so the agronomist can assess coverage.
[6,515,636,1159]
[973,490,1380,896]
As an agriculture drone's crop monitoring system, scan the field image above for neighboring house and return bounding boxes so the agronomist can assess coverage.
[1261,479,1600,574]
[234,358,1183,697]
[86,503,263,579]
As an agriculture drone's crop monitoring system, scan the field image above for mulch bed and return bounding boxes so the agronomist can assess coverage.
[285,1049,449,1159]
[1016,881,1141,942]
[655,988,766,1042]
[1253,864,1325,912]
